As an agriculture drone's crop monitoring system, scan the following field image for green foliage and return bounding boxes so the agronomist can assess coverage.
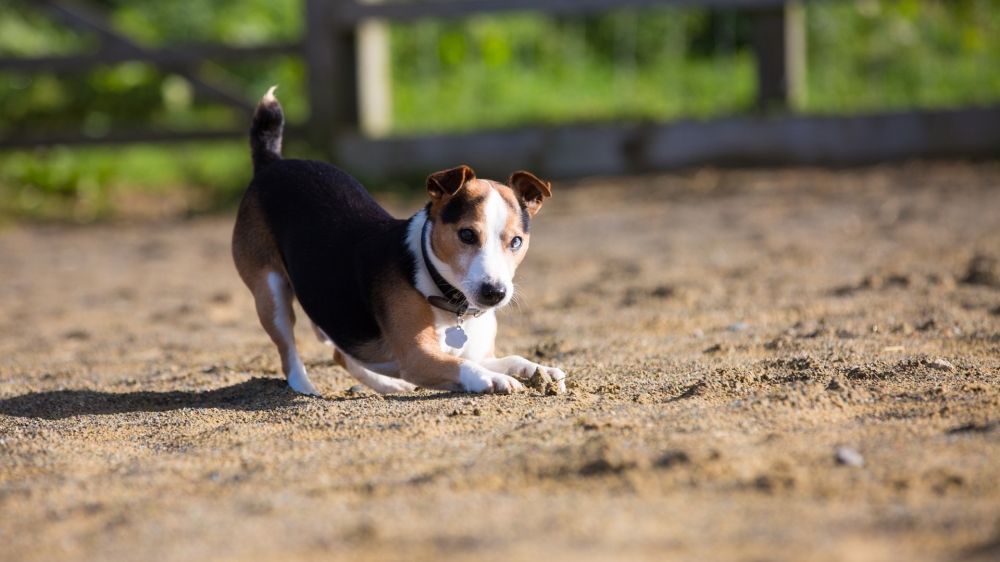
[389,1,1000,132]
[806,0,1000,112]
[0,4,94,57]
[0,143,253,222]
[0,0,998,221]
[101,0,302,46]
[390,10,757,134]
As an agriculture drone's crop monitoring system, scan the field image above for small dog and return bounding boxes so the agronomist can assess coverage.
[232,88,566,395]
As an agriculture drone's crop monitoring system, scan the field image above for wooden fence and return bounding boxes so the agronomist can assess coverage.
[2,0,999,181]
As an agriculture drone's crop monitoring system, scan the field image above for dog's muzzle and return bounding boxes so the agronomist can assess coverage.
[477,281,507,307]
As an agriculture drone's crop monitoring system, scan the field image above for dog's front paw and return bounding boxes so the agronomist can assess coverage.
[539,365,567,394]
[460,363,523,394]
[508,360,566,394]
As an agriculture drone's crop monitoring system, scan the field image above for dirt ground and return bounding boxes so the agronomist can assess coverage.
[1,162,1000,562]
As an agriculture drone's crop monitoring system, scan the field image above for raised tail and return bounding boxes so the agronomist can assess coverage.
[250,86,284,174]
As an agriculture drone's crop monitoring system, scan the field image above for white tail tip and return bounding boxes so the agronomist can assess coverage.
[263,85,279,102]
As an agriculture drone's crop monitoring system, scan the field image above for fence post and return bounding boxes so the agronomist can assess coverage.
[749,0,806,112]
[305,0,358,153]
[785,0,807,110]
[357,0,392,138]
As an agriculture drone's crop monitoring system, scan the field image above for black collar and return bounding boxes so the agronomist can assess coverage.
[421,218,482,318]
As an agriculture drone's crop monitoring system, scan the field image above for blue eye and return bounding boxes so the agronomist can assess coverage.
[459,229,476,244]
[510,236,522,250]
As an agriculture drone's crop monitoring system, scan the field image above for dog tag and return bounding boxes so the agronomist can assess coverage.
[445,326,468,349]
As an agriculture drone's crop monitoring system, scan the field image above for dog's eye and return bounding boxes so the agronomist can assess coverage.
[458,229,476,244]
[510,236,522,250]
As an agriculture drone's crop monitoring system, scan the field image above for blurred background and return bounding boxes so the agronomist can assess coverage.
[1,0,998,222]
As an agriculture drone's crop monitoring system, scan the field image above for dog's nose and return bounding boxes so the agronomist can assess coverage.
[478,282,507,306]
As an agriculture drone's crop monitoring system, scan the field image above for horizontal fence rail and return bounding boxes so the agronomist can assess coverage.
[336,107,1000,180]
[0,127,307,151]
[0,44,302,74]
[333,0,800,26]
[1,0,998,180]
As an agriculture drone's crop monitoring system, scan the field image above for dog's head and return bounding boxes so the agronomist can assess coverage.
[424,165,552,310]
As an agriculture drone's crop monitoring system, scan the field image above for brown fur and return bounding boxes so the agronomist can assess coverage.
[427,178,534,286]
[232,191,284,280]
[374,269,464,390]
[508,171,551,216]
[232,191,303,383]
[332,348,347,371]
[494,181,533,270]
[428,179,490,283]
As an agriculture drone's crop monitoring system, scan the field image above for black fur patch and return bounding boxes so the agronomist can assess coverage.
[250,98,284,174]
[441,192,487,224]
[247,158,412,363]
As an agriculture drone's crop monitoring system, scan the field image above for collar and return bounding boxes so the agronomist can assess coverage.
[420,218,483,318]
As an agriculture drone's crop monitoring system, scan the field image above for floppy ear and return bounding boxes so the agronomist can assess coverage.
[508,171,552,216]
[427,165,476,201]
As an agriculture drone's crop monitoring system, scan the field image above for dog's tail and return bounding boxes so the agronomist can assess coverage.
[250,86,284,174]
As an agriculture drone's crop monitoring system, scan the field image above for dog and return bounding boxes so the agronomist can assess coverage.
[231,88,566,396]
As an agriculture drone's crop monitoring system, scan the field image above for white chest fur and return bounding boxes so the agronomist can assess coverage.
[405,209,500,362]
[433,308,496,360]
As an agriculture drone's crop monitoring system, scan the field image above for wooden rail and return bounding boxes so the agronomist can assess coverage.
[332,0,797,25]
[0,126,307,151]
[1,0,997,180]
[0,44,301,74]
[335,106,1000,181]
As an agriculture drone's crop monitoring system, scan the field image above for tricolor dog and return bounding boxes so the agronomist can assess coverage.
[232,88,566,396]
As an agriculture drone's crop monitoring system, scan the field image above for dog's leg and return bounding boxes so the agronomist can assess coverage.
[478,356,566,393]
[252,271,320,396]
[378,284,523,394]
[312,322,333,346]
[333,348,417,394]
[233,194,318,395]
[398,351,522,394]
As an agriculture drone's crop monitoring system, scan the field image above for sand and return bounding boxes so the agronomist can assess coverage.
[1,162,999,562]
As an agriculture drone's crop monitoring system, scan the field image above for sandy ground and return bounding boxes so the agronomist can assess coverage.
[1,162,1000,562]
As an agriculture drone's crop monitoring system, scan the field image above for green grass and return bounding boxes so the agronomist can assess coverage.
[389,12,759,134]
[0,143,252,222]
[1,0,999,221]
[392,55,758,134]
[805,0,1000,113]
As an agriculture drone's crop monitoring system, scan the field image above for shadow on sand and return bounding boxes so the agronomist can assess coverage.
[0,377,303,420]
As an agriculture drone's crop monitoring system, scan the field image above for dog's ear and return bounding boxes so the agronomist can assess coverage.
[427,165,476,200]
[508,171,552,216]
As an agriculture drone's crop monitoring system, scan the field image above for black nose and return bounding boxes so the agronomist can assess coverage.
[478,282,507,306]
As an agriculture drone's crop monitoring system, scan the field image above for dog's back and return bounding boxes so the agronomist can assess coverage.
[233,89,413,362]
